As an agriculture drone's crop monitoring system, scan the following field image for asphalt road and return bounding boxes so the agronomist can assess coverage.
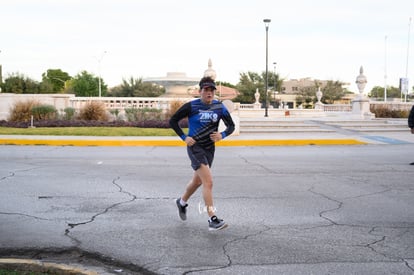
[1,144,414,274]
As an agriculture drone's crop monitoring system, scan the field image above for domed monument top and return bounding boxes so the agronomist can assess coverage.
[143,59,217,97]
[203,59,217,80]
[143,72,199,97]
[355,66,367,95]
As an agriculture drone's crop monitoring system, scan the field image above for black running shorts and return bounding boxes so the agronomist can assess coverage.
[187,144,215,171]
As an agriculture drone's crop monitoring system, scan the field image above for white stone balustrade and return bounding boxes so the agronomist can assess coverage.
[69,97,192,112]
[322,104,352,112]
[1,93,413,120]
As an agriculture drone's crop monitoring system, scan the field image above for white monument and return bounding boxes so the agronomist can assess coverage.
[314,87,324,110]
[352,66,375,119]
[204,59,217,80]
[253,88,261,109]
[143,72,199,97]
[144,59,223,98]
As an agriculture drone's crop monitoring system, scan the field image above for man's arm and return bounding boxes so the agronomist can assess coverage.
[408,105,414,134]
[169,102,191,140]
[220,107,235,139]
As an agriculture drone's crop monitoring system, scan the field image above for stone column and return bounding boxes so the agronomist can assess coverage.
[314,87,324,110]
[253,88,261,109]
[352,66,375,119]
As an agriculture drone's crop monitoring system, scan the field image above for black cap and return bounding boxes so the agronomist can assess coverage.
[200,81,217,90]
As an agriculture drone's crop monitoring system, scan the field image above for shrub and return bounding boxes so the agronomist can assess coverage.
[63,107,76,120]
[165,100,188,127]
[125,108,164,122]
[370,105,409,118]
[31,104,57,121]
[77,101,109,121]
[166,100,184,119]
[109,109,120,120]
[0,119,175,128]
[8,100,40,122]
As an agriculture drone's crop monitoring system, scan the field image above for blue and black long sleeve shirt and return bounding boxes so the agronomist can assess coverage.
[169,99,235,148]
[409,105,414,129]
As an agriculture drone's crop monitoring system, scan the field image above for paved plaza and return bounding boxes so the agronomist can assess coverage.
[0,136,414,274]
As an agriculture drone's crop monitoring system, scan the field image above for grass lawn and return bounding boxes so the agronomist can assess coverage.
[0,127,182,136]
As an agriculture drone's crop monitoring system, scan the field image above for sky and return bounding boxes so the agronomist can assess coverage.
[1,0,413,94]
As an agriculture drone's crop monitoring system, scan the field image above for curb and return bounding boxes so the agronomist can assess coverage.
[0,258,99,275]
[0,138,367,146]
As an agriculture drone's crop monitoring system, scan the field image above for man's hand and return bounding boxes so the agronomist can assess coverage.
[210,132,222,142]
[184,136,196,146]
[411,128,414,134]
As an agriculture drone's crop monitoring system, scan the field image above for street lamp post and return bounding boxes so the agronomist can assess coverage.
[263,19,271,117]
[404,17,411,102]
[384,35,387,102]
[45,70,67,91]
[273,62,277,107]
[97,51,107,97]
[50,77,66,89]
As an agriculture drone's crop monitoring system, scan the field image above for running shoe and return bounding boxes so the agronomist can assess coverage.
[176,198,188,220]
[208,215,228,231]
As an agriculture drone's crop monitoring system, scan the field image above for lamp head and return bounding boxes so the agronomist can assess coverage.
[263,19,271,30]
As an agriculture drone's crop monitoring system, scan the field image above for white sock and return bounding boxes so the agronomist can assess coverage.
[180,198,187,206]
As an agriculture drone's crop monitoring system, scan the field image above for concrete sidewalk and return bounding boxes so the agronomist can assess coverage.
[1,117,412,147]
[0,129,413,146]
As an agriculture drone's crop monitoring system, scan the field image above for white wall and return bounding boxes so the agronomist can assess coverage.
[0,93,75,120]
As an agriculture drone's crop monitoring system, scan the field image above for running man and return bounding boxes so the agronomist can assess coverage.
[169,76,235,231]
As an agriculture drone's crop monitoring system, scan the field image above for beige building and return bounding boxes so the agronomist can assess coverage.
[277,78,351,108]
[281,78,326,94]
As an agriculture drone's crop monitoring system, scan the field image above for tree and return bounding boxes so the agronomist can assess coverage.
[296,80,349,106]
[108,77,164,97]
[217,81,236,88]
[320,80,348,104]
[234,71,282,104]
[1,73,41,94]
[369,86,400,99]
[1,73,25,93]
[41,69,71,93]
[297,85,318,108]
[70,71,107,97]
[234,72,264,104]
[39,81,54,94]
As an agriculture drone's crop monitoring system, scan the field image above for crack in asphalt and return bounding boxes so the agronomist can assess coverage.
[0,212,50,221]
[211,159,414,273]
[363,227,392,259]
[64,176,137,245]
[342,188,392,200]
[238,154,294,174]
[365,227,414,273]
[308,186,342,226]
[1,165,43,182]
[308,186,414,273]
[238,155,275,173]
[405,260,414,272]
[181,223,273,274]
[0,171,15,181]
[0,169,155,274]
[0,169,52,221]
